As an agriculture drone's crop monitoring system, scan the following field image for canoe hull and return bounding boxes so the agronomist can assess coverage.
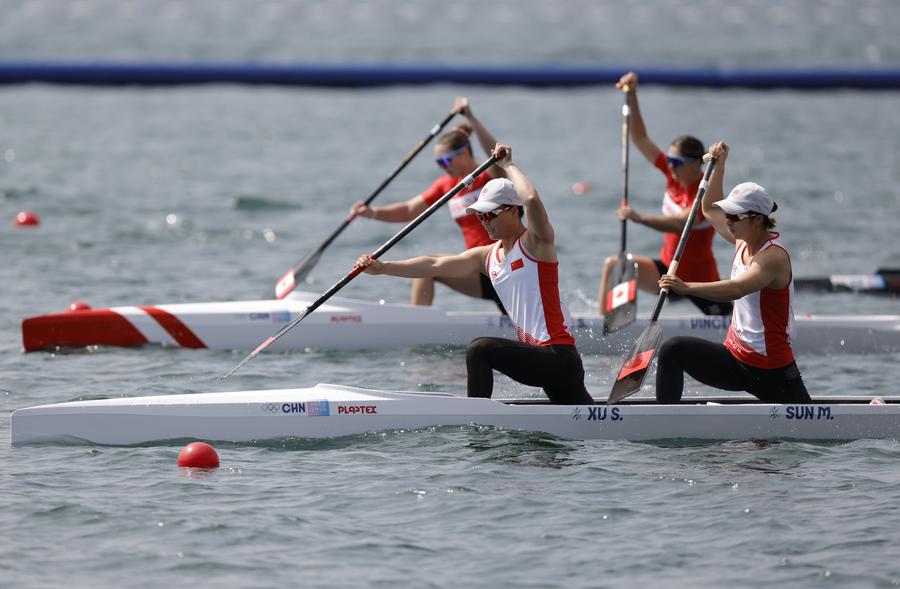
[21,292,900,355]
[11,384,900,445]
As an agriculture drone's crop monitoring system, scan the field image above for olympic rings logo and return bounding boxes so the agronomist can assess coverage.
[260,403,281,414]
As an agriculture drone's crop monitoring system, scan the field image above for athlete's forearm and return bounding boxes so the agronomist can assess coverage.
[380,253,481,279]
[633,212,685,233]
[682,280,746,302]
[370,201,418,222]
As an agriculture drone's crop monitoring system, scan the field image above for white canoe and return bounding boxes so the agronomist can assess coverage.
[10,383,900,445]
[21,291,900,355]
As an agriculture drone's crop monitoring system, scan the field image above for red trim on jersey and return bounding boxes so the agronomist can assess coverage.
[536,262,574,345]
[486,241,501,276]
[724,240,795,369]
[514,325,542,346]
[139,307,207,349]
[518,239,575,346]
[516,237,539,263]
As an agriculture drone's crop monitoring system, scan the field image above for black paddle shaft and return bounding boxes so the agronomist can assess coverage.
[227,152,502,378]
[312,108,460,254]
[607,157,719,404]
[273,107,460,297]
[648,157,718,323]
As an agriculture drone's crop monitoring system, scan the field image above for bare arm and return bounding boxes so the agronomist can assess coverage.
[618,72,664,165]
[494,145,556,261]
[700,141,734,244]
[620,205,690,233]
[350,194,429,222]
[455,97,507,179]
[357,245,489,279]
[659,246,789,301]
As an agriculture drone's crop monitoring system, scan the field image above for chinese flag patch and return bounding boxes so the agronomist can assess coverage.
[510,258,524,271]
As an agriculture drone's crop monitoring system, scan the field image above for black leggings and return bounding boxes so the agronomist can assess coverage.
[466,338,595,404]
[656,336,812,404]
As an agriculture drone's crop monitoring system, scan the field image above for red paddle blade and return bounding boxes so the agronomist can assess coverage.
[602,255,638,335]
[274,248,323,299]
[274,270,296,300]
[608,322,662,404]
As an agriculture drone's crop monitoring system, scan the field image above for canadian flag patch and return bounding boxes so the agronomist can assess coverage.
[606,279,636,312]
[510,258,524,271]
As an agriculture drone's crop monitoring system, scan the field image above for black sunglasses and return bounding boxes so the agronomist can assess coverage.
[724,212,758,223]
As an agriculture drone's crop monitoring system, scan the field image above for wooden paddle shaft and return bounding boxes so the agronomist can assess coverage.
[619,88,631,255]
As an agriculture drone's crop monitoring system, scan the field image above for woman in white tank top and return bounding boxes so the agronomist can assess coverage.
[358,144,594,405]
[654,142,811,404]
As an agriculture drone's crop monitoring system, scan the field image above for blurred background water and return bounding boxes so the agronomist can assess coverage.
[1,1,899,587]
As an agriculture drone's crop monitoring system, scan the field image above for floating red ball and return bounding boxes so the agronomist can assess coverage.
[67,300,92,312]
[14,210,40,227]
[571,182,592,196]
[177,442,220,468]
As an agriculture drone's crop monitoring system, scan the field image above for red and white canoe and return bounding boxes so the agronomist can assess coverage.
[21,291,900,355]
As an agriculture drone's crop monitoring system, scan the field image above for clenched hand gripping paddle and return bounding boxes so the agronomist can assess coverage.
[607,157,718,404]
[227,151,503,378]
[271,107,461,299]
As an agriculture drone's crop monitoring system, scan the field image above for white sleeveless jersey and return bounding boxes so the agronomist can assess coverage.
[724,234,796,368]
[485,236,575,346]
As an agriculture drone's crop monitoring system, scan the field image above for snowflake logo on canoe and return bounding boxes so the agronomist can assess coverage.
[769,406,781,419]
[571,407,583,421]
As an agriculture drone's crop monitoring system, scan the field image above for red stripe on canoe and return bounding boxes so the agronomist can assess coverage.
[21,309,149,352]
[139,306,206,349]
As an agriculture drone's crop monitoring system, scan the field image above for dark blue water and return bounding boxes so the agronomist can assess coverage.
[2,1,900,587]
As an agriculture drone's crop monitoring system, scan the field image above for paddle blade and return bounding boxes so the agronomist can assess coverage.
[274,249,322,300]
[602,255,638,335]
[273,270,296,300]
[607,322,662,404]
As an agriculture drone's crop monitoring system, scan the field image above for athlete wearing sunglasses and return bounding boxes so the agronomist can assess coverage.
[665,154,698,169]
[723,211,757,223]
[474,204,512,222]
[350,97,507,311]
[597,71,730,317]
[435,144,470,170]
[655,141,810,406]
[358,145,594,405]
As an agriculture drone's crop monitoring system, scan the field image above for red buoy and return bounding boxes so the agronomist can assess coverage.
[571,182,592,196]
[14,210,40,227]
[67,300,92,312]
[177,442,220,468]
